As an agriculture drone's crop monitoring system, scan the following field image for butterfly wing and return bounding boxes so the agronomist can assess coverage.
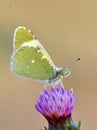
[11,26,56,81]
[13,26,35,50]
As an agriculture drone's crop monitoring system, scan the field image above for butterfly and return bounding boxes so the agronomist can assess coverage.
[10,26,71,86]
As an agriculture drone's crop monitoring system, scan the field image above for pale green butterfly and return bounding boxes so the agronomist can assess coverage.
[10,26,71,86]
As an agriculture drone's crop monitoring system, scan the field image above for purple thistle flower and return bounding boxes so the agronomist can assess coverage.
[35,84,76,126]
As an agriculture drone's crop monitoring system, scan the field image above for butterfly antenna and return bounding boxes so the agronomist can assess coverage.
[66,58,80,66]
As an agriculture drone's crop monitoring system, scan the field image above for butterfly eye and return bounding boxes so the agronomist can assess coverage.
[61,68,71,77]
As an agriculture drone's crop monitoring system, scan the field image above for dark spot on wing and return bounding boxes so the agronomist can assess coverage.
[36,47,41,52]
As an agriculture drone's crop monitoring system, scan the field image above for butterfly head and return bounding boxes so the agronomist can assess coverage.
[61,67,71,78]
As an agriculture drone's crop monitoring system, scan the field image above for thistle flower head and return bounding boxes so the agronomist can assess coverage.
[35,84,76,126]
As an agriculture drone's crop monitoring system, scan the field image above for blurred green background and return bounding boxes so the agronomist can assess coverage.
[0,0,97,130]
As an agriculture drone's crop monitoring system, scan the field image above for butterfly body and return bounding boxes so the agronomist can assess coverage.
[10,26,71,86]
[47,67,71,86]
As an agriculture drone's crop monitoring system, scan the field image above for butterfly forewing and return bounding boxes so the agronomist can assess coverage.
[13,26,35,50]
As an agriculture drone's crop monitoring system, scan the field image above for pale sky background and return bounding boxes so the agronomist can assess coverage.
[0,0,97,130]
